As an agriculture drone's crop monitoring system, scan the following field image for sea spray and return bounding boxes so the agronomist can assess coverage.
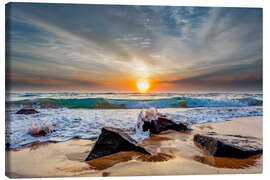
[133,108,160,142]
[28,121,53,137]
[133,110,150,142]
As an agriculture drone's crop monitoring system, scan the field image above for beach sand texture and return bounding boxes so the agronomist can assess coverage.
[5,116,262,178]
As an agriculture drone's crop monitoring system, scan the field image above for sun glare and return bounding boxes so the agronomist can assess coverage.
[137,78,150,93]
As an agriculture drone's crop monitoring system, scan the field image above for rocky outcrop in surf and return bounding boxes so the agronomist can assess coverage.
[136,108,188,135]
[85,127,150,161]
[16,108,39,115]
[142,117,188,134]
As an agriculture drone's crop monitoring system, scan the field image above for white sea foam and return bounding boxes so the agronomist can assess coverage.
[133,108,160,142]
[5,92,263,149]
[5,106,262,149]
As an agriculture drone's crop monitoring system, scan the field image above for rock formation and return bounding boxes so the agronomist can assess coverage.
[142,117,188,134]
[16,108,39,115]
[194,134,262,158]
[136,107,188,134]
[85,127,150,161]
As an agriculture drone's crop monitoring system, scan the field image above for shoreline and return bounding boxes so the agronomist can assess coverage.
[5,116,262,178]
[6,106,263,150]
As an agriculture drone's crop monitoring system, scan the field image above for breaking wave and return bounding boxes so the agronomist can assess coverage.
[7,97,262,109]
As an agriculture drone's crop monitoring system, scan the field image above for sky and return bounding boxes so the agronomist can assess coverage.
[5,3,262,93]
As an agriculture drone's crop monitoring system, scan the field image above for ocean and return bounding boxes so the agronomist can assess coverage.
[5,92,263,149]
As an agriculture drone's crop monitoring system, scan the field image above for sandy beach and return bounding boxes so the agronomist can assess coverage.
[5,116,262,178]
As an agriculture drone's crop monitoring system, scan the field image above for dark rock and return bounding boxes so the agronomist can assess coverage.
[194,134,262,159]
[142,117,188,134]
[16,108,39,115]
[5,142,10,150]
[85,127,150,161]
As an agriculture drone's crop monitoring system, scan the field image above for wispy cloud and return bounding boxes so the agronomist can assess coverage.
[6,3,262,92]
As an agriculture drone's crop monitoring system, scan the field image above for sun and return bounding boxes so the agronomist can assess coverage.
[137,78,150,93]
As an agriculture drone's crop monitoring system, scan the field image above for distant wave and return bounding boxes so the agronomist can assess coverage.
[7,97,262,109]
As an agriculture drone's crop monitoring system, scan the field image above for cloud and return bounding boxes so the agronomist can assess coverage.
[6,74,103,92]
[160,57,262,91]
[6,3,262,92]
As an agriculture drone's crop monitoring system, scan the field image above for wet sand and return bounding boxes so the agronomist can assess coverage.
[5,116,262,178]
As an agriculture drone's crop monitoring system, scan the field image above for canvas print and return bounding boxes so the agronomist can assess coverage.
[5,2,263,178]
